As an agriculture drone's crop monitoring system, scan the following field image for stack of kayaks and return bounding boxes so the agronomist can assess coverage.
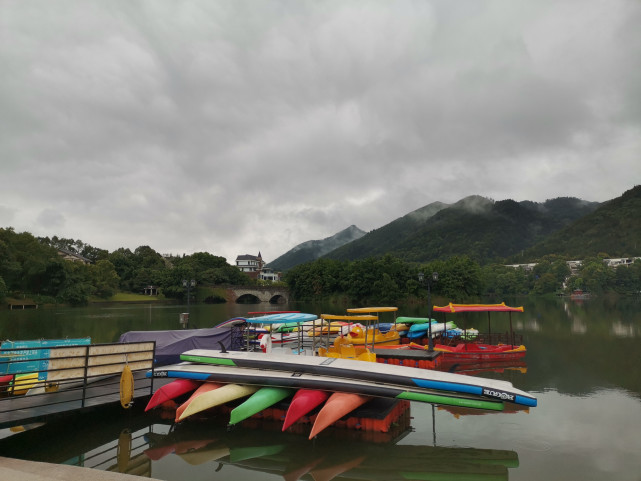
[146,348,537,439]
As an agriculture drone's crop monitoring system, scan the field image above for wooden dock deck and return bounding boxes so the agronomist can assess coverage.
[0,456,163,481]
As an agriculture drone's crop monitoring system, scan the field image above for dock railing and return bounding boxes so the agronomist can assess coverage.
[0,341,156,429]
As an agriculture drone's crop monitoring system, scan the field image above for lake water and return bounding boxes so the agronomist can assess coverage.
[0,297,640,481]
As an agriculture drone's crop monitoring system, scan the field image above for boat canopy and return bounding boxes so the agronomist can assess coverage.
[245,312,318,324]
[346,307,398,314]
[321,314,378,322]
[433,303,524,313]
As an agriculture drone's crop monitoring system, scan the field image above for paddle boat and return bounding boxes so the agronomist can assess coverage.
[317,329,377,362]
[347,324,401,346]
[431,303,527,361]
[243,312,320,349]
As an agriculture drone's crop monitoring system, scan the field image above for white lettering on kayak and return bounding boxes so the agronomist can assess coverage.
[483,388,515,401]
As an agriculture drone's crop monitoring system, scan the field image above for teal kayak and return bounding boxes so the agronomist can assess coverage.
[229,386,294,425]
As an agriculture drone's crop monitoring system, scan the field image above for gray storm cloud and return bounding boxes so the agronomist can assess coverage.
[1,0,640,262]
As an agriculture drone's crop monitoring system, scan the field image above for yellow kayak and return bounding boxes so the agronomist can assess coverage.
[178,384,259,421]
[10,373,41,396]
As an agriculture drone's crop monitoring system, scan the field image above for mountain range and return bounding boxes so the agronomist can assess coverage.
[267,225,366,271]
[268,185,641,270]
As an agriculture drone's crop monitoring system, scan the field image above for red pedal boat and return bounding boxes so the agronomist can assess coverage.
[430,303,527,362]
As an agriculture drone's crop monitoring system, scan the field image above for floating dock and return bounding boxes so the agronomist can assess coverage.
[0,342,157,429]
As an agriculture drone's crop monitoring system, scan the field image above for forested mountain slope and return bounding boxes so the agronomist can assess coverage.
[521,185,641,260]
[324,195,599,264]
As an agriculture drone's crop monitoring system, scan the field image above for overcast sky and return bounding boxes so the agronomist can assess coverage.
[1,0,640,263]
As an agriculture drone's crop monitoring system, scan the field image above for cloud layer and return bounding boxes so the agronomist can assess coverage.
[1,0,640,263]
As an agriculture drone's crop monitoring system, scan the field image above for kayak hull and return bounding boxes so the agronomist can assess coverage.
[175,382,223,422]
[309,392,371,439]
[282,389,330,431]
[229,386,294,425]
[179,383,259,421]
[145,378,201,411]
[180,348,537,407]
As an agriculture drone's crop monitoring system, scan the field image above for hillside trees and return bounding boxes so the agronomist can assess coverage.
[481,265,532,296]
[286,255,485,302]
[422,256,484,298]
[0,228,253,305]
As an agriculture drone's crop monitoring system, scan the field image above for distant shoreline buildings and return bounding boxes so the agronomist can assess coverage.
[506,257,641,274]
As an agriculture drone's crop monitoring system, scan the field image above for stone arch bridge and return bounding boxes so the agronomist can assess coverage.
[224,286,289,304]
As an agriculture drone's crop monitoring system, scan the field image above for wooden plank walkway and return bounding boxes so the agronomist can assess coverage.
[0,456,162,481]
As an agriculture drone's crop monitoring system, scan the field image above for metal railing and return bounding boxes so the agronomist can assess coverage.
[0,341,156,428]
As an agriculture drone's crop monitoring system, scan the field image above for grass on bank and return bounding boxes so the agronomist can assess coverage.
[99,292,167,302]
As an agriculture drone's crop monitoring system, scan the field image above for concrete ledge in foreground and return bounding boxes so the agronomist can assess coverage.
[0,457,163,481]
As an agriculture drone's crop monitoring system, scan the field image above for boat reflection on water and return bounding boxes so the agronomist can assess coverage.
[144,418,519,481]
[439,359,528,375]
[0,400,520,480]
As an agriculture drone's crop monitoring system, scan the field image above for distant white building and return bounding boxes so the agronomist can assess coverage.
[604,257,641,268]
[258,267,280,282]
[504,263,537,271]
[235,252,281,282]
[505,258,640,273]
[235,252,264,274]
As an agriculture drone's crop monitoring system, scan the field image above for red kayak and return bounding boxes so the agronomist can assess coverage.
[282,389,330,431]
[144,438,215,461]
[175,382,223,422]
[145,379,202,411]
[308,392,371,439]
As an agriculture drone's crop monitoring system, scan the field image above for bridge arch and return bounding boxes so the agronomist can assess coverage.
[236,293,261,304]
[268,294,287,304]
[225,286,289,304]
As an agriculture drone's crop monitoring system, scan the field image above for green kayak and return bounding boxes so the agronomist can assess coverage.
[229,386,294,425]
[395,316,437,324]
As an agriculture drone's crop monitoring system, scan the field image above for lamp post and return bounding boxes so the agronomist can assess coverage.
[418,271,438,351]
[183,279,196,312]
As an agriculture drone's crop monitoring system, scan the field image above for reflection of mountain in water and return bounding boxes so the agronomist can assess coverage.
[144,420,519,481]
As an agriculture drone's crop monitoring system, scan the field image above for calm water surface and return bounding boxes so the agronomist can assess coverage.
[0,297,640,481]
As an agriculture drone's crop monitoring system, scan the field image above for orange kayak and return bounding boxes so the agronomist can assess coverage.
[308,392,371,439]
[175,382,223,422]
